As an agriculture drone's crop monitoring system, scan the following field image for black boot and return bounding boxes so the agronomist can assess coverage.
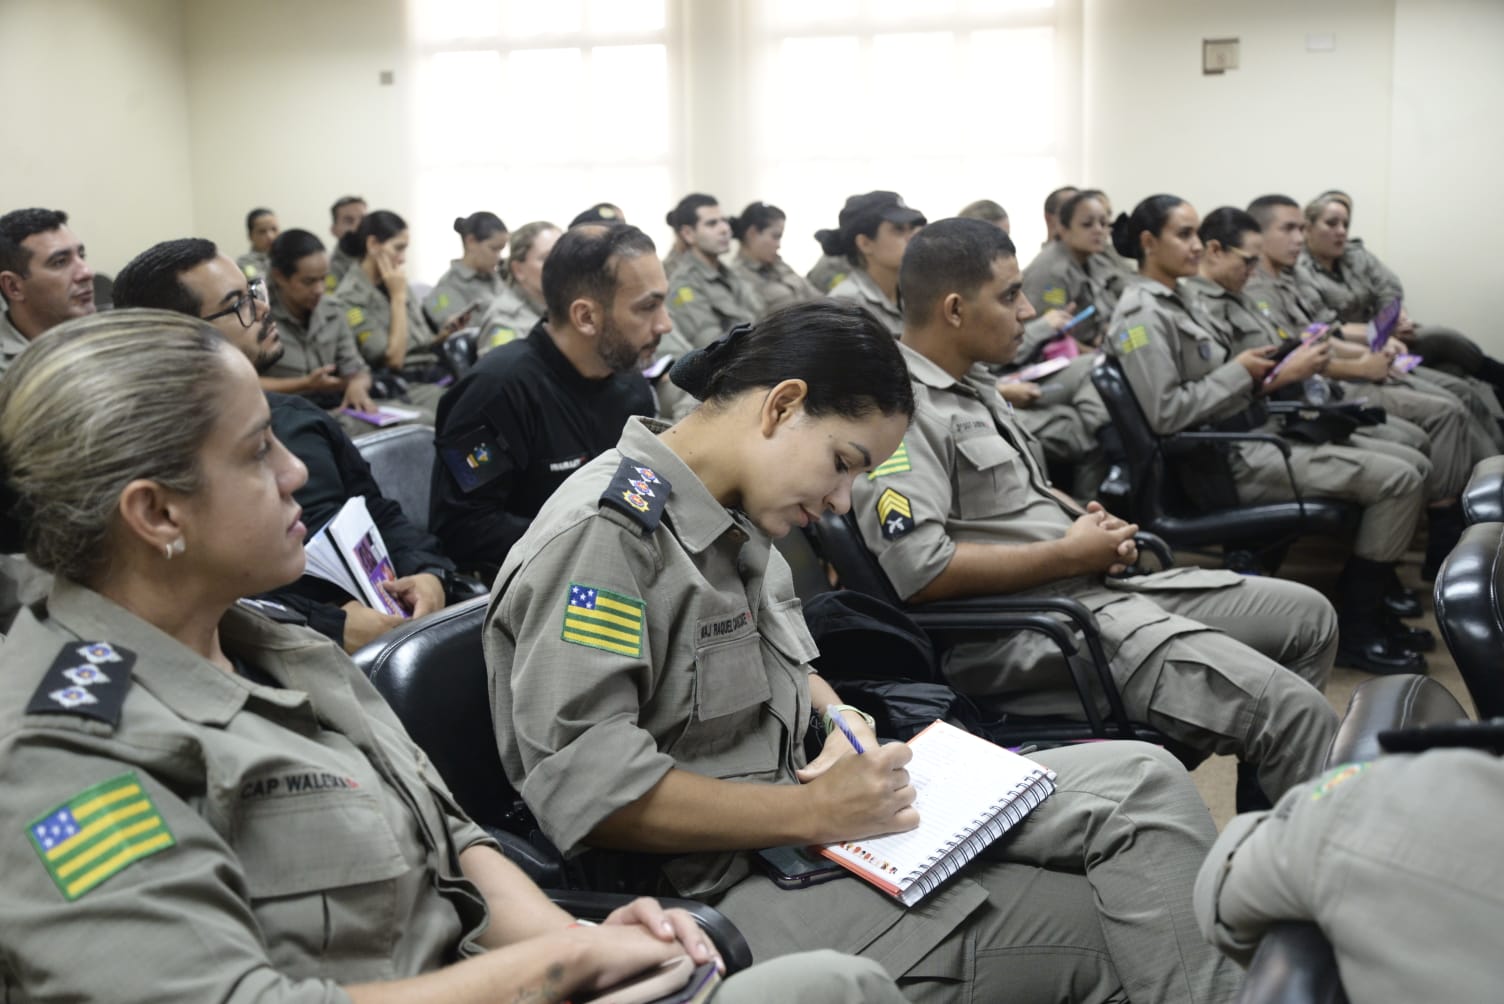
[1235,762,1272,813]
[1336,557,1428,675]
[1422,502,1466,582]
[1385,615,1436,652]
[1381,562,1423,618]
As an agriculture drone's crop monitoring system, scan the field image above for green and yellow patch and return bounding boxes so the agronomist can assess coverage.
[673,287,696,307]
[1115,324,1150,354]
[1042,286,1068,307]
[29,773,175,901]
[561,583,645,657]
[868,440,912,479]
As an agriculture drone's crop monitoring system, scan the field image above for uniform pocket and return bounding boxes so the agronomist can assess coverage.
[954,435,1019,519]
[671,634,777,778]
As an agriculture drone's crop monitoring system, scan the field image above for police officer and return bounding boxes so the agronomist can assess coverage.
[473,221,561,357]
[730,201,820,315]
[1196,748,1504,1002]
[804,251,851,293]
[236,207,278,281]
[820,192,925,338]
[853,218,1337,801]
[425,211,508,329]
[325,194,366,290]
[487,300,1240,1002]
[1106,196,1426,674]
[428,224,661,577]
[0,207,96,377]
[0,309,880,1004]
[662,194,762,354]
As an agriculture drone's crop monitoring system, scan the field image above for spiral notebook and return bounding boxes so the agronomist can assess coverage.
[818,720,1056,907]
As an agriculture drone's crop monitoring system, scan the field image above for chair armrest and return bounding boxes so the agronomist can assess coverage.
[1132,531,1175,570]
[488,826,567,888]
[1168,429,1293,458]
[446,572,490,602]
[1327,675,1469,766]
[1237,922,1348,1004]
[546,889,753,975]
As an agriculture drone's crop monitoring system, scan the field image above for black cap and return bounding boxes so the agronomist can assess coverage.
[570,203,624,227]
[838,191,926,240]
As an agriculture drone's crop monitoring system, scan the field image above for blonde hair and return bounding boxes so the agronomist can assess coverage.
[501,220,562,281]
[1304,190,1352,224]
[958,199,1008,224]
[0,309,231,582]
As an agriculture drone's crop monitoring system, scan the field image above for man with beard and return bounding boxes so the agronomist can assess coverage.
[429,223,665,576]
[0,208,97,377]
[113,239,457,652]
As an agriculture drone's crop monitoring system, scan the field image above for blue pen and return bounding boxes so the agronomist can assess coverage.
[830,712,866,754]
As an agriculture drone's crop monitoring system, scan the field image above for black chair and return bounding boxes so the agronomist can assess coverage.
[1091,355,1358,572]
[1461,456,1504,525]
[1434,521,1504,718]
[353,596,753,972]
[354,424,437,533]
[440,328,480,380]
[1237,673,1465,1004]
[803,514,1173,747]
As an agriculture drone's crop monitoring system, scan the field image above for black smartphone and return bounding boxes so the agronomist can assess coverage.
[756,845,848,889]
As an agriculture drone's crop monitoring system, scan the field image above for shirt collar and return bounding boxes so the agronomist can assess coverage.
[616,417,742,554]
[526,320,618,393]
[0,310,30,362]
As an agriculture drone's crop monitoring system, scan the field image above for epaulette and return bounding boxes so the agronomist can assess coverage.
[600,455,671,534]
[26,641,133,727]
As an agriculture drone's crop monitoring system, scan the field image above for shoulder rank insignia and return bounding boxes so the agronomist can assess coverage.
[28,771,175,901]
[26,641,134,727]
[561,583,645,657]
[868,439,911,479]
[876,487,914,540]
[600,456,670,534]
[1115,325,1150,354]
[673,286,695,307]
[1042,286,1068,308]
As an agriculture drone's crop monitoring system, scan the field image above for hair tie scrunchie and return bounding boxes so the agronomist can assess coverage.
[669,322,755,399]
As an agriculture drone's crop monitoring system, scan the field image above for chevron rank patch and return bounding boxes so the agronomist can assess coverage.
[561,584,645,657]
[1115,324,1150,355]
[29,772,176,901]
[325,274,338,293]
[346,306,365,327]
[868,440,911,479]
[1042,286,1068,307]
[876,487,914,540]
[673,287,695,307]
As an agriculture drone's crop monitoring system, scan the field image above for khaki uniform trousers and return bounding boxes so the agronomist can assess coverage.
[1228,439,1425,562]
[715,951,905,1003]
[718,742,1240,1004]
[1352,377,1483,495]
[1414,368,1504,453]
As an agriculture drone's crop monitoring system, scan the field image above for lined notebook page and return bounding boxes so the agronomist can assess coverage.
[819,721,1056,905]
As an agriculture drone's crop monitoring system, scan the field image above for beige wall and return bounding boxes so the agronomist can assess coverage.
[0,0,197,277]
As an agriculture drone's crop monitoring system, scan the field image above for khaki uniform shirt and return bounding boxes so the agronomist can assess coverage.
[805,254,851,294]
[265,293,366,380]
[1019,241,1122,353]
[851,343,1237,704]
[1182,275,1300,352]
[473,281,542,357]
[732,253,820,315]
[1197,750,1504,1002]
[1294,238,1404,324]
[0,308,32,378]
[424,261,504,329]
[828,268,903,338]
[1104,276,1255,435]
[1244,266,1335,331]
[0,581,492,1002]
[662,254,763,358]
[318,265,437,376]
[326,245,355,293]
[237,250,270,281]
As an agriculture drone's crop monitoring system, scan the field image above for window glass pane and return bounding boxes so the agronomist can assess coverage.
[588,0,665,34]
[968,28,1054,153]
[871,33,958,137]
[764,36,860,154]
[590,45,669,158]
[412,0,502,43]
[505,0,581,37]
[964,0,1054,13]
[505,48,585,160]
[866,0,955,23]
[763,0,859,29]
[417,51,505,161]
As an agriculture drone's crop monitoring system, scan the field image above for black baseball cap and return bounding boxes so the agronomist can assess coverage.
[838,191,926,239]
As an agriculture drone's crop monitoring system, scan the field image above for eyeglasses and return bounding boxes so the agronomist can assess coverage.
[204,277,269,329]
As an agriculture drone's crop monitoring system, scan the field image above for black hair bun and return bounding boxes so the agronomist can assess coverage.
[814,228,845,256]
[1109,212,1136,260]
[668,323,754,399]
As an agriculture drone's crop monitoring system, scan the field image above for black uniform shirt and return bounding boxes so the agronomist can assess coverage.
[428,321,655,575]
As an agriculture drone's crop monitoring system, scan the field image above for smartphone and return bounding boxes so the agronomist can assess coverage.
[757,845,847,889]
[1058,304,1096,333]
[451,300,483,328]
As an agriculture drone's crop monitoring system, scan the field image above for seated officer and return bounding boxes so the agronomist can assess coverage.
[114,238,457,652]
[429,224,662,577]
[0,208,96,376]
[1196,747,1504,1002]
[236,206,278,280]
[425,211,508,329]
[821,191,926,338]
[851,217,1339,803]
[474,221,562,357]
[662,194,761,351]
[325,193,366,289]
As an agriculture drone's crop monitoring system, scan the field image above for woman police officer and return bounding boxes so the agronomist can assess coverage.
[0,309,901,1004]
[487,299,1241,1002]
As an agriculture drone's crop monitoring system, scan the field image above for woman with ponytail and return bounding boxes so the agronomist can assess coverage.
[729,201,819,314]
[424,211,509,329]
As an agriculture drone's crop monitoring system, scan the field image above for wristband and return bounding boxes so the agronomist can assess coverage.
[822,703,875,736]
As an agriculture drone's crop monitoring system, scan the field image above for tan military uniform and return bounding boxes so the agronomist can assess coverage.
[1019,240,1123,351]
[663,254,763,358]
[237,250,270,282]
[424,260,504,329]
[1182,276,1451,497]
[828,268,902,338]
[1106,277,1425,563]
[0,308,32,378]
[1197,750,1504,1002]
[487,417,1240,1002]
[318,265,438,379]
[473,281,542,358]
[0,580,493,1001]
[732,252,820,315]
[326,245,355,292]
[805,253,850,294]
[1247,266,1495,469]
[853,343,1336,798]
[265,291,367,382]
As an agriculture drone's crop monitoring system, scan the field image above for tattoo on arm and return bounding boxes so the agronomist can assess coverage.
[513,963,567,1003]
